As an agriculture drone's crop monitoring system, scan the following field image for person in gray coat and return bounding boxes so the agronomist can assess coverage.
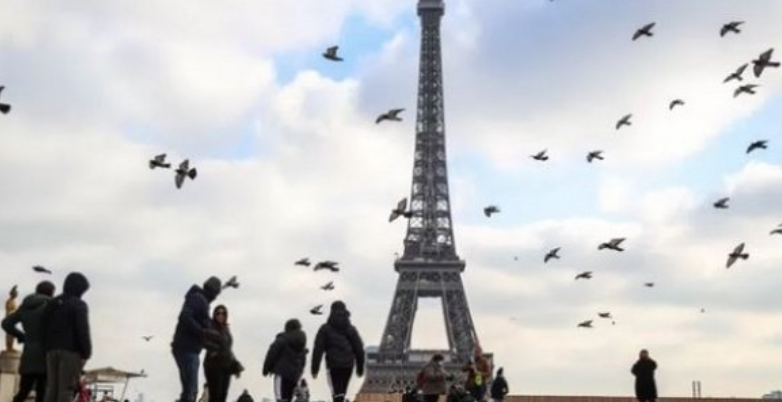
[1,281,56,402]
[419,354,451,402]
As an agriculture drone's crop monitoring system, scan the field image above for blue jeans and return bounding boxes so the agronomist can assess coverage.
[173,350,200,402]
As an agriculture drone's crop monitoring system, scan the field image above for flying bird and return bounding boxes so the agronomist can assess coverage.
[544,247,561,263]
[0,86,10,114]
[771,224,782,235]
[483,205,500,218]
[322,46,343,62]
[587,150,604,163]
[746,140,768,154]
[669,99,685,110]
[141,336,154,342]
[752,48,779,78]
[733,84,758,98]
[310,305,324,315]
[724,64,748,83]
[616,114,632,130]
[149,154,171,169]
[376,108,405,124]
[632,23,655,41]
[223,276,239,290]
[726,242,749,269]
[32,265,52,274]
[314,261,340,272]
[577,320,593,328]
[389,198,413,222]
[174,159,197,189]
[575,271,593,280]
[644,282,655,288]
[531,149,549,162]
[295,258,311,267]
[713,197,730,209]
[598,312,612,319]
[720,21,744,37]
[321,281,335,291]
[598,238,626,252]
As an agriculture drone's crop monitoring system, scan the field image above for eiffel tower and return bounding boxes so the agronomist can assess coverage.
[359,0,490,394]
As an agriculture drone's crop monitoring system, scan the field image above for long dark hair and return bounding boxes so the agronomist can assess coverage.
[212,304,229,330]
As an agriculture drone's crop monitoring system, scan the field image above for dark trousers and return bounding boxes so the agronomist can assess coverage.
[204,364,232,402]
[173,350,200,402]
[14,374,47,402]
[44,350,83,402]
[327,368,353,402]
[423,395,441,402]
[273,376,298,402]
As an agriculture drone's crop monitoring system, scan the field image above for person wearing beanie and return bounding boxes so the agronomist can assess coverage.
[172,276,222,402]
[2,281,56,402]
[311,301,365,402]
[41,273,91,402]
[263,318,308,402]
[489,367,508,402]
[203,305,243,402]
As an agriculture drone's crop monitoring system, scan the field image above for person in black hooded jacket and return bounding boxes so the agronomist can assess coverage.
[41,272,91,402]
[2,281,56,402]
[263,318,307,402]
[631,349,658,402]
[171,277,222,402]
[311,301,364,402]
[203,305,243,402]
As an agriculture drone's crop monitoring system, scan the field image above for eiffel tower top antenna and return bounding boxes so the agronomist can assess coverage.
[402,0,458,262]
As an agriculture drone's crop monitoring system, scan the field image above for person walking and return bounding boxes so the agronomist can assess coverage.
[204,305,243,402]
[41,272,92,402]
[264,319,307,402]
[631,349,658,402]
[172,277,222,402]
[489,368,508,402]
[311,301,365,402]
[419,354,449,402]
[2,281,56,402]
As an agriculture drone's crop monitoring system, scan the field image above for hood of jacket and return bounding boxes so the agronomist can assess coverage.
[327,308,352,332]
[63,273,90,298]
[20,293,50,311]
[276,329,307,353]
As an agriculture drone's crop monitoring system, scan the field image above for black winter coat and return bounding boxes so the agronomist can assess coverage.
[172,286,212,354]
[631,358,658,400]
[2,293,51,374]
[311,309,364,376]
[204,322,242,375]
[490,376,509,400]
[42,273,91,360]
[264,329,307,381]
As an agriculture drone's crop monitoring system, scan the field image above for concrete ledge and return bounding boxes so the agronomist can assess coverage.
[355,394,766,402]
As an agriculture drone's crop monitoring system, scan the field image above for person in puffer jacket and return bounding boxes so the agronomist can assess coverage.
[203,305,243,402]
[264,318,308,402]
[310,301,364,402]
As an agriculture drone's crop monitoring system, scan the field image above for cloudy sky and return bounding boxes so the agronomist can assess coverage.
[1,0,781,400]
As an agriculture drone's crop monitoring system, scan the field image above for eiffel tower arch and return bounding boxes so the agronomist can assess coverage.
[359,0,491,394]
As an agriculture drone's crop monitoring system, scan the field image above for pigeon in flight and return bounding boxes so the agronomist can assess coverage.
[700,308,706,314]
[141,336,154,342]
[726,243,749,268]
[577,320,593,328]
[724,64,749,83]
[720,21,744,37]
[598,238,626,252]
[598,312,612,319]
[223,276,239,290]
[310,305,324,315]
[32,265,52,274]
[770,224,782,235]
[734,84,759,98]
[531,149,549,162]
[544,247,561,263]
[587,150,604,163]
[174,160,197,189]
[575,271,593,280]
[713,197,730,209]
[669,99,685,110]
[752,48,779,78]
[0,86,10,114]
[746,140,768,154]
[644,282,655,288]
[322,46,343,62]
[483,205,500,218]
[321,281,335,291]
[376,108,405,124]
[632,23,655,41]
[149,154,171,169]
[616,114,632,130]
[314,261,340,272]
[389,198,413,222]
[295,258,311,267]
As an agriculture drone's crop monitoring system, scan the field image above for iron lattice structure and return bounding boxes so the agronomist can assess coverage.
[359,0,490,394]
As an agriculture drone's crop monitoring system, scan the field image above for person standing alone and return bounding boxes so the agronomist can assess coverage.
[631,349,658,402]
